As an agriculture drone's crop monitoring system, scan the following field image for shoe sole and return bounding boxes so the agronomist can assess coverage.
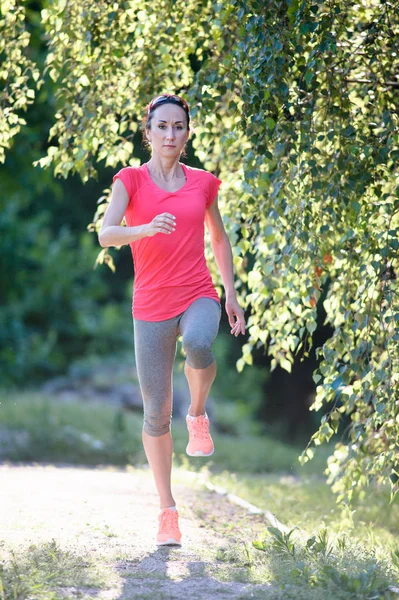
[156,538,182,546]
[186,448,214,457]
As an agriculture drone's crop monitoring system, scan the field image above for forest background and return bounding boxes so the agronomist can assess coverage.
[1,0,399,505]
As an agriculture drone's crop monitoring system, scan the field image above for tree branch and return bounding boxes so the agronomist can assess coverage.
[344,78,399,88]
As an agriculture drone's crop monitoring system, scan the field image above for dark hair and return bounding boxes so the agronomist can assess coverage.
[146,94,190,131]
[142,94,191,156]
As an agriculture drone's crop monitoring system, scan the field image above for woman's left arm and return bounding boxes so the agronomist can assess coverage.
[205,195,246,337]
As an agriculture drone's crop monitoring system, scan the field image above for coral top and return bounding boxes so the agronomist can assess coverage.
[112,162,222,321]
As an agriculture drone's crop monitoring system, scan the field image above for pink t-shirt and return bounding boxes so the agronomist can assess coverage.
[112,162,222,321]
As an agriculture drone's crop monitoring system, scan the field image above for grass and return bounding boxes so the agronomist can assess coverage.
[2,390,399,598]
[210,523,399,599]
[187,467,399,599]
[0,540,107,600]
[204,470,399,544]
[0,391,145,465]
[0,390,329,476]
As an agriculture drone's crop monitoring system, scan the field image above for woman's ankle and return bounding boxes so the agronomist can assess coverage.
[160,500,176,509]
[187,405,206,417]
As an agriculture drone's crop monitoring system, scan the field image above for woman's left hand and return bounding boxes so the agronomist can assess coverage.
[225,296,246,337]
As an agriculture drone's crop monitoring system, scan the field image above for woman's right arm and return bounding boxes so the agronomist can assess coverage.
[98,179,176,247]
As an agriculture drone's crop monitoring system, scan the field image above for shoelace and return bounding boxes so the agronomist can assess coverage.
[188,417,210,440]
[159,510,178,533]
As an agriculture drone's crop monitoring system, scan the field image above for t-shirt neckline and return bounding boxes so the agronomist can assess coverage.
[144,162,189,194]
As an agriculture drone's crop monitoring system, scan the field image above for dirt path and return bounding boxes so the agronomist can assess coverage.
[0,464,273,599]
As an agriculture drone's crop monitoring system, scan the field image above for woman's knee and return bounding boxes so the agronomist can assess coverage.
[143,411,171,437]
[182,334,214,369]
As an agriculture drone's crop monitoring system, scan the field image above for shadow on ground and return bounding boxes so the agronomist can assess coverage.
[115,546,273,600]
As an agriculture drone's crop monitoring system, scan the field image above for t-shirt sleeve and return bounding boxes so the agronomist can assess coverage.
[112,167,136,205]
[206,172,222,208]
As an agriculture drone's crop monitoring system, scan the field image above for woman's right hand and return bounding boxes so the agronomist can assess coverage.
[145,213,176,237]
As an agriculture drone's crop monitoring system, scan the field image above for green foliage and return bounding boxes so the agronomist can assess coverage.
[0,0,43,163]
[190,0,399,502]
[261,526,299,558]
[3,0,399,500]
[34,0,217,181]
[0,201,132,384]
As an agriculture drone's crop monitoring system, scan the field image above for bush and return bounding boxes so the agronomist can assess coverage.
[0,203,132,384]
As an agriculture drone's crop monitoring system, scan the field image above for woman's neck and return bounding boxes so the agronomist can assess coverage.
[146,156,184,181]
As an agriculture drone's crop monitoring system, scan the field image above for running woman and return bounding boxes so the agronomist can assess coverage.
[99,94,246,546]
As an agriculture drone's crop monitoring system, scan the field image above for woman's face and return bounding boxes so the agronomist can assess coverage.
[146,103,190,158]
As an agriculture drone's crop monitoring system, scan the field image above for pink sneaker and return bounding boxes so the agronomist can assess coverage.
[186,413,214,457]
[156,508,182,546]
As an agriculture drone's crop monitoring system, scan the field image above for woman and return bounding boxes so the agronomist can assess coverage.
[99,93,246,546]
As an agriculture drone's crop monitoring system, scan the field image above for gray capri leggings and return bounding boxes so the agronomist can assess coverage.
[133,297,221,437]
